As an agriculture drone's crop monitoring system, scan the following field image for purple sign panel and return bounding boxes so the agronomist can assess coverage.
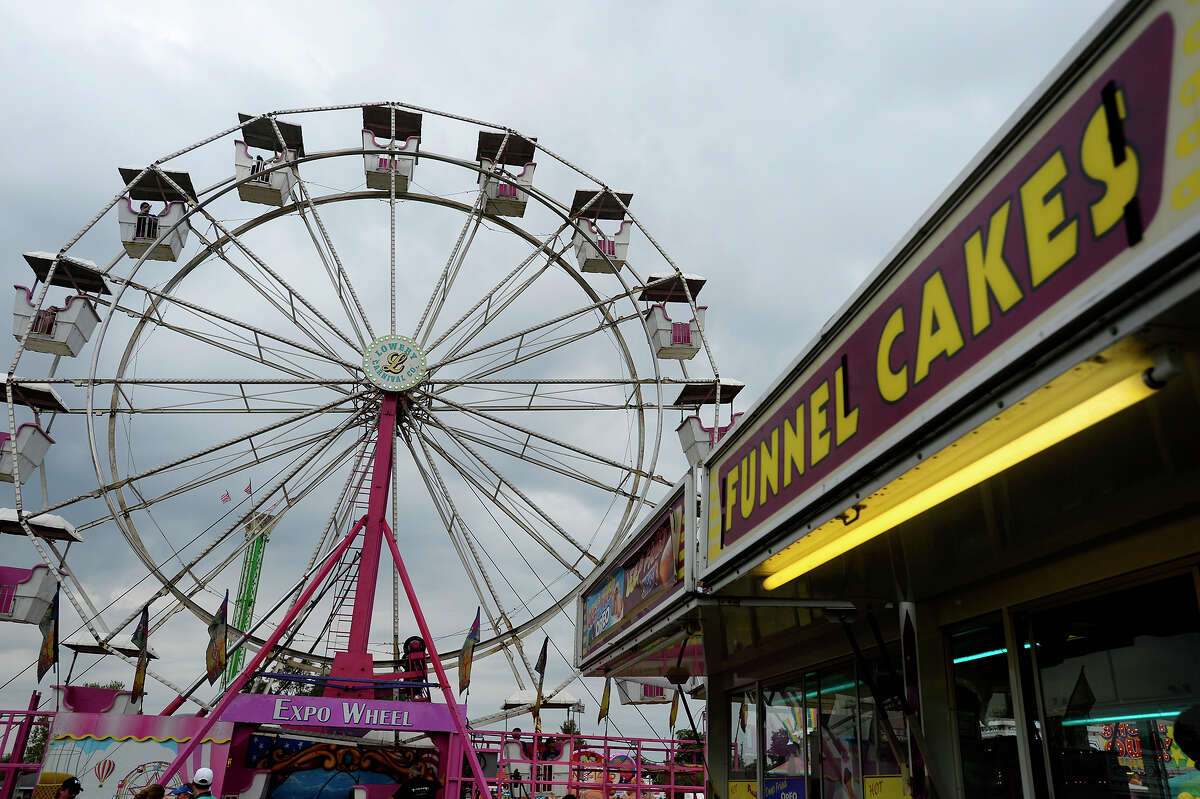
[221,694,467,732]
[581,487,687,658]
[712,14,1173,555]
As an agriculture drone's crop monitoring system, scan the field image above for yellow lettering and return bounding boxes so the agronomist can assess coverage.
[809,380,830,467]
[914,271,964,384]
[759,430,779,504]
[739,452,757,519]
[1187,18,1200,54]
[964,201,1022,336]
[833,364,859,446]
[876,307,908,402]
[1174,168,1200,210]
[782,404,805,487]
[1178,116,1200,159]
[1020,150,1078,287]
[1183,64,1200,105]
[724,465,738,532]
[1081,94,1139,238]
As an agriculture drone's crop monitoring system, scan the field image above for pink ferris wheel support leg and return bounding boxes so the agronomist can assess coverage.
[380,520,492,799]
[157,515,367,787]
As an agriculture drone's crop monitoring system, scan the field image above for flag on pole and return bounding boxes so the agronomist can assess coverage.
[459,607,480,694]
[131,604,150,699]
[531,636,548,720]
[220,491,232,504]
[738,695,748,733]
[597,677,612,725]
[205,590,228,685]
[36,586,59,682]
[131,603,149,649]
[244,480,252,495]
[670,688,680,730]
[533,635,548,678]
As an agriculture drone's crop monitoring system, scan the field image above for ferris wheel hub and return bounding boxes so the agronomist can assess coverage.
[361,334,428,393]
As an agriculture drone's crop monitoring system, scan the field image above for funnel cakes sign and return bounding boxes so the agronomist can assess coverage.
[580,485,687,659]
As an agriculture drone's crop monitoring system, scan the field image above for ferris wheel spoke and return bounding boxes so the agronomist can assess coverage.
[281,130,375,347]
[107,271,360,376]
[89,417,362,532]
[411,424,589,577]
[404,433,525,651]
[405,431,555,689]
[144,428,370,637]
[103,411,368,644]
[186,210,360,356]
[415,414,598,566]
[430,283,636,373]
[301,437,372,574]
[423,223,573,356]
[435,314,640,390]
[413,190,488,345]
[414,389,669,487]
[99,300,353,393]
[413,135,524,346]
[42,392,364,518]
[433,422,647,502]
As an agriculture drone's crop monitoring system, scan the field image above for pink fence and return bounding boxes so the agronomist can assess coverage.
[0,693,54,799]
[454,729,705,799]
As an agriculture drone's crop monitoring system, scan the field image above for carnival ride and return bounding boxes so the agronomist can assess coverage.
[0,103,732,799]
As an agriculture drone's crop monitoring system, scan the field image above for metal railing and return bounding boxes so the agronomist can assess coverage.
[455,730,705,799]
[0,693,53,799]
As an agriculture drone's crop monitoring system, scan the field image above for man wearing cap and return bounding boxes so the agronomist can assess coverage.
[168,768,214,799]
[56,777,83,799]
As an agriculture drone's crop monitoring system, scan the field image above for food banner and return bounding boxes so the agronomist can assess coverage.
[578,477,690,664]
[704,0,1200,569]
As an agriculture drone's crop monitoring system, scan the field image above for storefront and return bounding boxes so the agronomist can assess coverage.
[576,1,1200,796]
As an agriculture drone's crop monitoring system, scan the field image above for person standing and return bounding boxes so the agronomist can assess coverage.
[55,777,82,799]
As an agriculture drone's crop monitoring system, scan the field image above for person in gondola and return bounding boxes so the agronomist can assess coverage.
[251,154,268,183]
[134,202,158,240]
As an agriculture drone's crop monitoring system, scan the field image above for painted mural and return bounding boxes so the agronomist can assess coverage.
[581,490,686,657]
[245,734,438,799]
[37,713,232,799]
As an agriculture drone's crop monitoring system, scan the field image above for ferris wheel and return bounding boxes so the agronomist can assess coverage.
[2,103,739,713]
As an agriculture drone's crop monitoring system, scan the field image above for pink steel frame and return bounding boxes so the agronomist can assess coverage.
[158,393,492,798]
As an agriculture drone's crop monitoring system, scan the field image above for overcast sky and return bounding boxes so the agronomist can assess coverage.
[0,0,1114,745]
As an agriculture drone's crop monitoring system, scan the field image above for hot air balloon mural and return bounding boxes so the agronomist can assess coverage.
[94,760,115,787]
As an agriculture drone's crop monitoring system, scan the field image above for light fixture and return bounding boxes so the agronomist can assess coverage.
[763,346,1179,591]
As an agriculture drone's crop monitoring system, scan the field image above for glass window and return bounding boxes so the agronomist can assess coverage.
[1021,575,1200,799]
[949,618,1024,797]
[729,686,758,799]
[858,658,906,786]
[765,681,810,798]
[809,666,861,799]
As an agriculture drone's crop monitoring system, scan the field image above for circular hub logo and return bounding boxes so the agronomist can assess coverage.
[363,335,427,392]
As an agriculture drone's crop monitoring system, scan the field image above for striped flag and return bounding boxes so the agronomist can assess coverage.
[244,480,252,495]
[220,490,232,504]
[597,677,611,724]
[36,587,59,682]
[205,590,228,685]
[131,604,150,699]
[459,607,480,694]
[131,603,149,649]
[532,636,548,720]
